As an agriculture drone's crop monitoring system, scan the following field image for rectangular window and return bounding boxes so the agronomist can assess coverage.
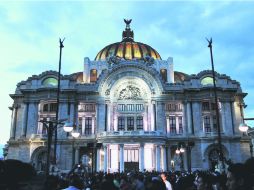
[160,69,167,82]
[78,117,82,132]
[43,104,49,112]
[124,149,127,162]
[85,104,95,112]
[166,103,182,112]
[117,104,125,111]
[118,117,125,131]
[42,117,47,135]
[204,116,211,133]
[136,104,144,111]
[211,103,217,111]
[213,115,217,131]
[178,116,183,134]
[169,116,176,134]
[50,103,57,112]
[90,69,97,82]
[136,116,143,130]
[127,117,134,131]
[85,117,92,135]
[126,104,134,111]
[202,102,210,111]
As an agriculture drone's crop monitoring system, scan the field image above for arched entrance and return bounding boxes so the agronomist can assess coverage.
[208,148,220,171]
[204,143,228,171]
[31,146,47,171]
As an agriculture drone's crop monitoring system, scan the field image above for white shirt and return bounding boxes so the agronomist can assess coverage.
[164,180,173,190]
[62,186,80,190]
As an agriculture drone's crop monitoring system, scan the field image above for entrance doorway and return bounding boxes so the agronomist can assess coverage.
[124,148,139,172]
[209,149,220,171]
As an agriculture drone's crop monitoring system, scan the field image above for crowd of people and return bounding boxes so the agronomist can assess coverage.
[42,157,254,190]
[1,158,253,189]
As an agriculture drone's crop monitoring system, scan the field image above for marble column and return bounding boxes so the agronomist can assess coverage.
[156,145,161,172]
[139,143,144,172]
[103,145,108,173]
[187,102,192,134]
[144,104,148,131]
[92,115,95,134]
[166,116,170,134]
[220,102,226,134]
[21,103,28,137]
[96,148,101,172]
[119,144,124,172]
[10,106,18,139]
[162,145,167,171]
[107,103,111,131]
[70,103,75,124]
[75,147,80,164]
[153,102,157,131]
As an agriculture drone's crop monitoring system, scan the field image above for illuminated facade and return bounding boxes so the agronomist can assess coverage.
[6,20,250,173]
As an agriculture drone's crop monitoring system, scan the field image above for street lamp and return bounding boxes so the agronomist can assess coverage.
[175,145,184,171]
[175,142,194,173]
[71,125,81,138]
[239,118,254,158]
[40,119,77,177]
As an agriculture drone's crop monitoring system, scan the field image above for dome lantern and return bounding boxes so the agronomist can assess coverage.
[122,19,134,42]
[95,19,161,61]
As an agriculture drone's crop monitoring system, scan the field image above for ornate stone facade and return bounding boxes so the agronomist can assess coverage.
[6,21,250,173]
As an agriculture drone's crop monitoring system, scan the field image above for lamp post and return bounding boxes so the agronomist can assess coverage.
[53,38,65,164]
[186,141,194,173]
[207,38,225,171]
[40,38,81,177]
[239,118,254,158]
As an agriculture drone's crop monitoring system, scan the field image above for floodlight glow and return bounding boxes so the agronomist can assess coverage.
[63,122,73,132]
[239,123,248,132]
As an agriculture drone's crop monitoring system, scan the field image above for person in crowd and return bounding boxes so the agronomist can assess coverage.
[244,157,254,190]
[131,173,145,190]
[160,172,173,190]
[63,173,84,190]
[146,178,166,190]
[120,175,132,190]
[43,175,59,190]
[226,163,250,190]
[174,174,196,190]
[195,171,213,190]
[211,173,227,190]
[100,173,118,190]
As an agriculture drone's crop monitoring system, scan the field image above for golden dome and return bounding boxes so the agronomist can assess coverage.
[95,19,161,61]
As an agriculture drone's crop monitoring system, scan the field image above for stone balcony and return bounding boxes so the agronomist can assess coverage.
[67,134,96,140]
[97,131,165,138]
[30,134,47,140]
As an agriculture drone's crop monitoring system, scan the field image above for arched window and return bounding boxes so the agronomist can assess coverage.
[160,69,167,82]
[90,69,97,82]
[201,76,215,86]
[42,77,58,86]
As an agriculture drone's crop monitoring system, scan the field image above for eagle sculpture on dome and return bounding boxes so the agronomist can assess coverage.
[124,19,132,29]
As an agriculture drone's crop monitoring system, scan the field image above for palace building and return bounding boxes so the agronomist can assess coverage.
[6,20,250,173]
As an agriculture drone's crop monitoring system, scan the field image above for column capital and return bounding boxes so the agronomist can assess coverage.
[139,143,144,147]
[105,100,111,104]
[155,143,164,148]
